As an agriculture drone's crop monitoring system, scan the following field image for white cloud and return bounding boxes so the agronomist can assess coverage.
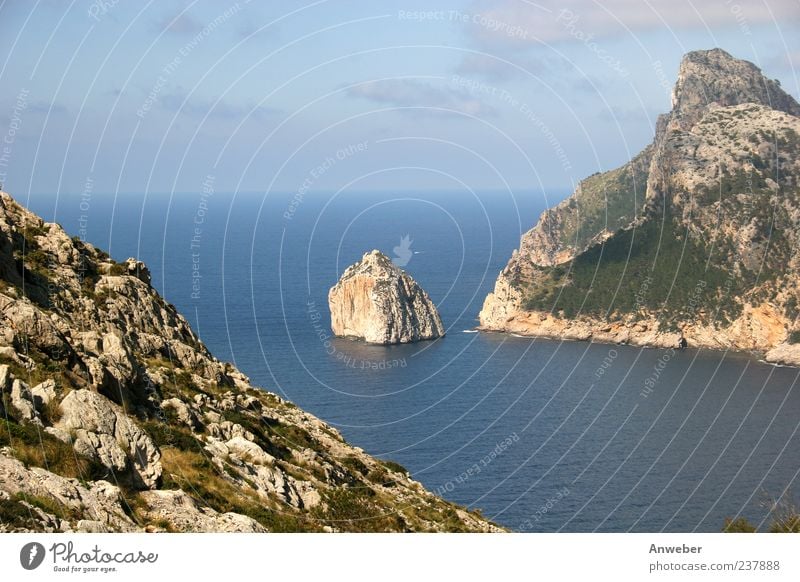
[466,0,800,46]
[155,10,205,35]
[454,53,548,81]
[346,79,497,117]
[159,91,281,120]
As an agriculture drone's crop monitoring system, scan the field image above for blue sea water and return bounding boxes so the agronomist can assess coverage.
[26,189,800,532]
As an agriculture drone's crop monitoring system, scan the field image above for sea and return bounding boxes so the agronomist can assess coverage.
[24,188,800,532]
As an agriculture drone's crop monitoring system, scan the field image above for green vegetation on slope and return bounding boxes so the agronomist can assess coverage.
[557,146,652,253]
[523,205,742,327]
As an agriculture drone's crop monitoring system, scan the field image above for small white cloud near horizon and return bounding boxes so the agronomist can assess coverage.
[454,53,551,81]
[466,0,800,46]
[346,78,497,117]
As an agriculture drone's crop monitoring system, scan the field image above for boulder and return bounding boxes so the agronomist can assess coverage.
[31,379,57,411]
[765,343,800,367]
[0,452,137,532]
[137,489,267,532]
[124,258,152,285]
[10,378,39,424]
[161,397,203,431]
[57,389,162,489]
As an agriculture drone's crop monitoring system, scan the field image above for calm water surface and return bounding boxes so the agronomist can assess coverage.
[27,189,800,532]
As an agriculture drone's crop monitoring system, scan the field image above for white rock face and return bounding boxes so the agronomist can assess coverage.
[765,343,800,367]
[0,453,138,532]
[57,389,162,490]
[478,49,800,367]
[137,490,267,533]
[328,250,445,344]
[0,191,500,533]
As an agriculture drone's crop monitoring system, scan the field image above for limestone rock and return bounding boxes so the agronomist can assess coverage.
[58,389,162,489]
[0,452,137,532]
[137,489,267,532]
[161,397,202,431]
[10,378,38,424]
[0,189,499,533]
[124,257,151,285]
[479,48,800,365]
[31,379,57,410]
[225,435,275,465]
[328,250,445,344]
[670,48,800,129]
[765,343,800,367]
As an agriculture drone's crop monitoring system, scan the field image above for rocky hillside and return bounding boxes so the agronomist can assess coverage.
[0,191,498,532]
[480,49,800,366]
[329,250,445,344]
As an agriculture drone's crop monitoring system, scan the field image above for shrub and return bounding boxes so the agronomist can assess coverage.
[0,496,40,529]
[142,420,204,452]
[523,204,740,322]
[312,487,406,532]
[769,514,800,533]
[380,459,409,475]
[159,447,318,532]
[767,496,800,533]
[723,517,757,532]
[340,455,369,476]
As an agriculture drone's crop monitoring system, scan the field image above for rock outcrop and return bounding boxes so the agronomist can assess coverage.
[480,49,800,365]
[328,250,445,344]
[0,191,498,533]
[57,389,163,490]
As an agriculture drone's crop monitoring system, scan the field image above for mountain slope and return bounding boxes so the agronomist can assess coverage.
[479,49,800,366]
[0,190,499,532]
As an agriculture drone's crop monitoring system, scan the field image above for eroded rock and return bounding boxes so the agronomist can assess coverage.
[328,250,445,344]
[58,390,162,489]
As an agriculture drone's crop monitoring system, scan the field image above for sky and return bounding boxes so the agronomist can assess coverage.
[0,0,798,198]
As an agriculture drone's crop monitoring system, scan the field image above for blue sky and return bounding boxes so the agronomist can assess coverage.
[0,0,798,197]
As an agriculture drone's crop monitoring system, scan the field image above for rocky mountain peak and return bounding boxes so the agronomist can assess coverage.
[479,49,800,367]
[329,250,445,344]
[670,48,800,129]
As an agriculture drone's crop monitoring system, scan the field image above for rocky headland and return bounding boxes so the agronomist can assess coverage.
[0,192,495,532]
[328,250,445,345]
[479,49,800,367]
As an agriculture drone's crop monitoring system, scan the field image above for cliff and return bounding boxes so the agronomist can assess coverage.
[329,250,445,344]
[0,191,497,532]
[479,49,800,366]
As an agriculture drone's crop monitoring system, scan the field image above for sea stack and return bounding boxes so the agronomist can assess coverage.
[328,250,445,344]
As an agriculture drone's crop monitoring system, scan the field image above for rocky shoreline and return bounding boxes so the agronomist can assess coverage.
[0,190,498,533]
[478,49,800,369]
[477,308,800,368]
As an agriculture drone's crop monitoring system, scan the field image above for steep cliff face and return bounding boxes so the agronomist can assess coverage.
[0,192,496,532]
[329,250,445,344]
[480,49,800,366]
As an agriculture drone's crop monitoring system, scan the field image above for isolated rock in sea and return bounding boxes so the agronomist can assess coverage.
[328,250,445,344]
[0,189,498,532]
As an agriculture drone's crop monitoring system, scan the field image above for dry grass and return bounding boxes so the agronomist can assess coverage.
[0,419,107,482]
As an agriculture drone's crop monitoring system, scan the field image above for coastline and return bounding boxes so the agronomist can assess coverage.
[476,311,800,369]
